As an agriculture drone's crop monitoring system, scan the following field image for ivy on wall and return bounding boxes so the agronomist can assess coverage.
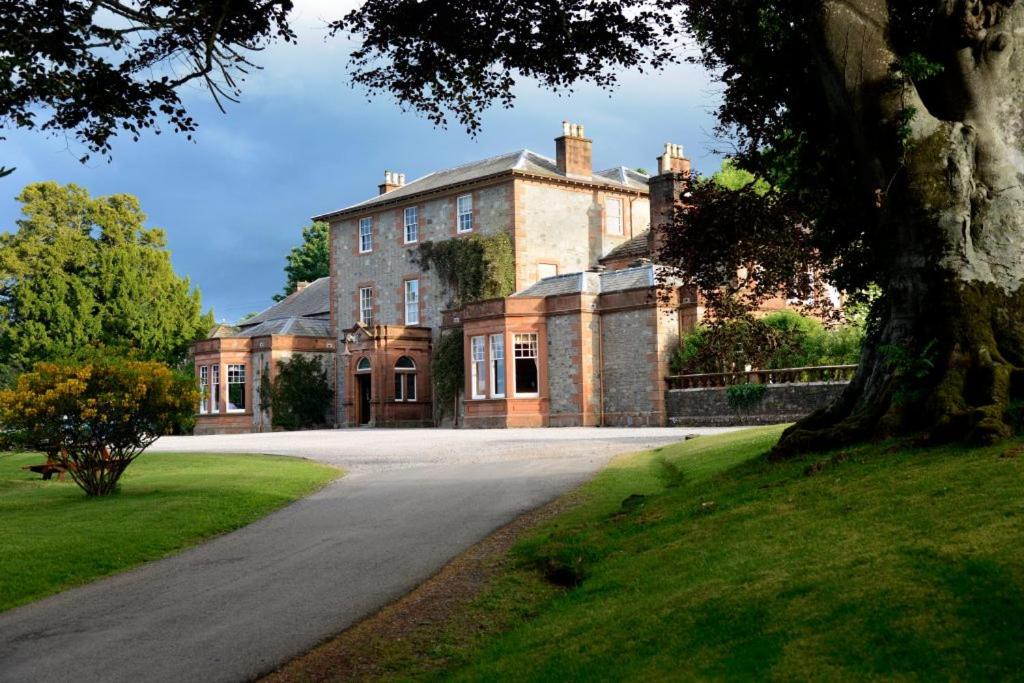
[414,233,515,308]
[432,329,464,421]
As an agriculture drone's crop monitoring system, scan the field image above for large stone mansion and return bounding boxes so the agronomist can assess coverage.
[193,121,699,433]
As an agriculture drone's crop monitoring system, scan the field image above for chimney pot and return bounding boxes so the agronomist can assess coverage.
[378,169,405,195]
[562,120,571,136]
[295,280,310,293]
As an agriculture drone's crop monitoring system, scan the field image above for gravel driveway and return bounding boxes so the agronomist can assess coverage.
[0,427,737,682]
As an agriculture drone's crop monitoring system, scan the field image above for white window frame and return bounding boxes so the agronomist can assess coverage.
[210,364,220,414]
[394,357,417,402]
[457,194,473,233]
[227,364,246,413]
[470,335,487,399]
[359,287,373,324]
[404,206,418,244]
[513,333,539,397]
[606,198,623,236]
[404,279,420,325]
[198,365,209,414]
[489,334,505,399]
[359,217,373,253]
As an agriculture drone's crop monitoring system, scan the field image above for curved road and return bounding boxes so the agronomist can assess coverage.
[0,427,736,682]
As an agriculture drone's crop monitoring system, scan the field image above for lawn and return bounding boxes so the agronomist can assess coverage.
[362,426,1024,680]
[0,452,339,612]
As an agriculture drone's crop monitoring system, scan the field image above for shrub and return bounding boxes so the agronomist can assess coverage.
[268,355,333,430]
[673,311,864,375]
[726,383,768,410]
[0,358,197,496]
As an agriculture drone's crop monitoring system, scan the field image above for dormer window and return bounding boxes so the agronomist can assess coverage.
[457,194,473,233]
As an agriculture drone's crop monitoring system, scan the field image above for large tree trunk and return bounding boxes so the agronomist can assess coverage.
[773,0,1024,457]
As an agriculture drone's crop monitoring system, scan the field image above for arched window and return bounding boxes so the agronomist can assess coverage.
[356,357,371,372]
[394,356,417,402]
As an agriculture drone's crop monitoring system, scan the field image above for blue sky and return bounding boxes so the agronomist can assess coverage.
[1,1,722,324]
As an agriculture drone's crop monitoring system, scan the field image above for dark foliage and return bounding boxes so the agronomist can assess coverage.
[332,0,681,133]
[268,355,333,430]
[0,0,295,173]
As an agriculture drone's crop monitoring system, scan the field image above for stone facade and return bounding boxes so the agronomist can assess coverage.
[666,382,849,427]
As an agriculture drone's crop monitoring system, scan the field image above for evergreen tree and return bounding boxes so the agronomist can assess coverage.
[277,222,329,301]
[0,182,213,370]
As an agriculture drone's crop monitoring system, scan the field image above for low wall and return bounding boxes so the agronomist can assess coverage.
[666,381,848,427]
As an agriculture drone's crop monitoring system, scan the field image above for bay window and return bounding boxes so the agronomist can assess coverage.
[211,365,220,413]
[513,333,539,396]
[490,334,505,398]
[227,364,246,412]
[471,336,487,399]
[198,365,209,414]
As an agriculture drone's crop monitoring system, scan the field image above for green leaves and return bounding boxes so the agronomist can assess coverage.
[0,182,213,371]
[277,222,330,302]
[413,233,515,308]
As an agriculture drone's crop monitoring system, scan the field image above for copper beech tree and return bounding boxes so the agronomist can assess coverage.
[0,359,197,496]
[334,0,1024,454]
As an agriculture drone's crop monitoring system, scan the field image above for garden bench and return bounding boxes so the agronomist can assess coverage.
[22,461,68,481]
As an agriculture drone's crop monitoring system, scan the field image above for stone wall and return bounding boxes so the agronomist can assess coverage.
[601,306,660,425]
[666,382,848,426]
[330,180,515,336]
[514,180,647,289]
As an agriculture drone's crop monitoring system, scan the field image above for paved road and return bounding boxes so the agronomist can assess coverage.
[0,427,737,683]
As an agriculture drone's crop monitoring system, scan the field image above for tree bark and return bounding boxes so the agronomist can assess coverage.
[773,0,1024,457]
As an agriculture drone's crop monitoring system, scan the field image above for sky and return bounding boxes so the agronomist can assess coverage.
[1,1,723,324]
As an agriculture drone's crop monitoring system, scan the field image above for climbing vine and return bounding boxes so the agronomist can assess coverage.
[432,329,464,421]
[414,233,515,308]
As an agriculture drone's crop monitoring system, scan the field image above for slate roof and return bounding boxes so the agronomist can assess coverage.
[599,231,652,264]
[512,264,663,298]
[240,276,330,328]
[313,150,649,221]
[233,316,331,338]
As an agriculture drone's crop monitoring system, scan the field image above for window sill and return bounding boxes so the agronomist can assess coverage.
[513,393,540,399]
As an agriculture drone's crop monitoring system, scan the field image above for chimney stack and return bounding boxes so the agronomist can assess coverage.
[656,143,691,176]
[648,142,692,260]
[378,170,406,195]
[555,120,593,178]
[295,280,310,293]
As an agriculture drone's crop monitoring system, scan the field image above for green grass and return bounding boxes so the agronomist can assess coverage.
[0,452,339,612]
[386,427,1024,681]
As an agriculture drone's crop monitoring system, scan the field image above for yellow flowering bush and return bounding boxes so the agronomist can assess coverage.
[0,358,198,496]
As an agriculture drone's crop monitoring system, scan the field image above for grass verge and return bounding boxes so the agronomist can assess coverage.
[0,452,339,612]
[286,426,1024,680]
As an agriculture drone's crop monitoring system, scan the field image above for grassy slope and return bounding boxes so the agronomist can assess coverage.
[0,452,338,612]
[390,427,1024,681]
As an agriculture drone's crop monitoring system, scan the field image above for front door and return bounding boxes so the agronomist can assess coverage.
[357,374,372,425]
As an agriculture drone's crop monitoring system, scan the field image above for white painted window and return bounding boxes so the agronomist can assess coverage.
[537,263,558,280]
[606,198,623,235]
[198,365,209,414]
[513,333,539,396]
[210,365,220,413]
[359,287,373,324]
[394,356,417,402]
[457,194,473,233]
[471,335,487,399]
[404,279,420,325]
[227,364,246,412]
[404,206,418,243]
[359,217,373,253]
[490,334,505,398]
